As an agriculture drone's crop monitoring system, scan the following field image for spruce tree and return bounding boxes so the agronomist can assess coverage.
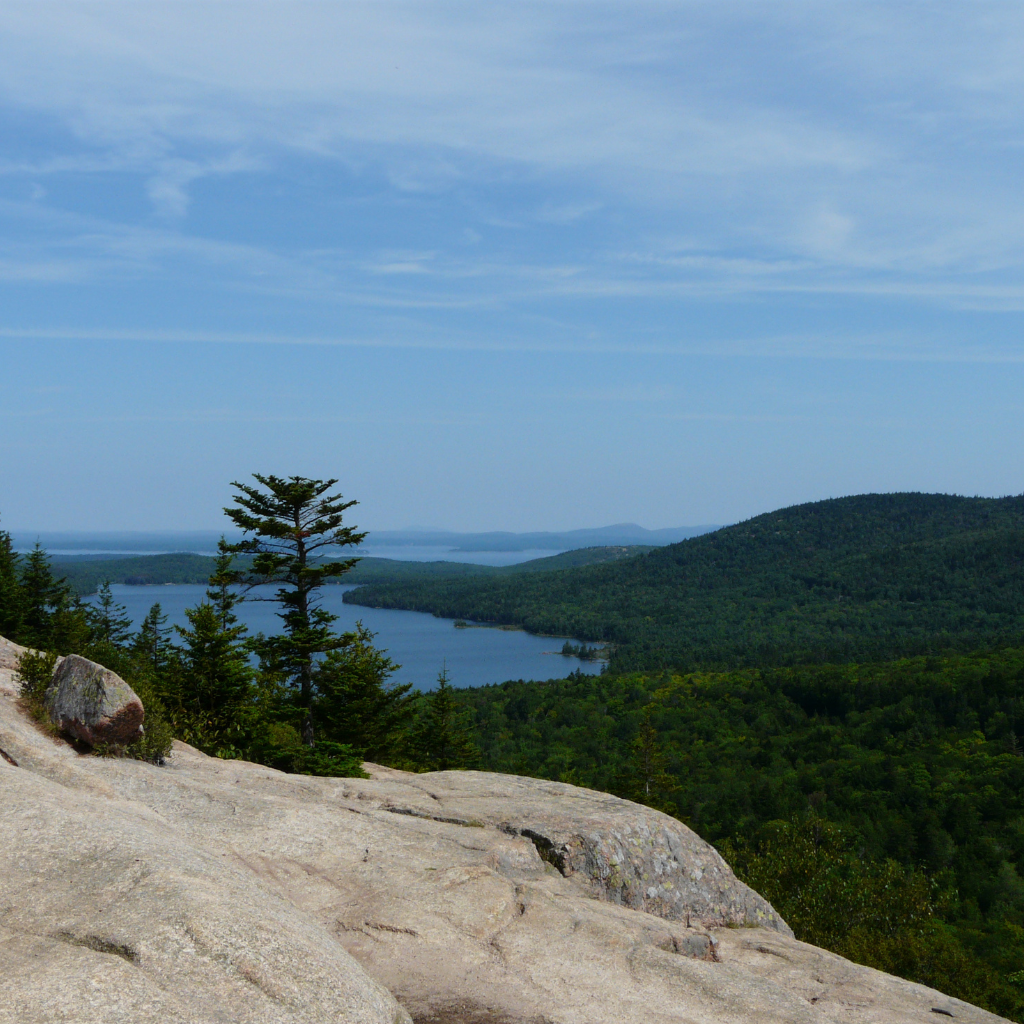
[19,544,71,649]
[222,474,365,746]
[0,524,23,641]
[626,706,678,811]
[88,581,135,649]
[175,602,253,753]
[207,537,245,630]
[312,622,415,762]
[135,602,172,672]
[414,666,479,771]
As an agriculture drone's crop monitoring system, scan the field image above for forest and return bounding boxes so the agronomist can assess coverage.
[346,492,1024,672]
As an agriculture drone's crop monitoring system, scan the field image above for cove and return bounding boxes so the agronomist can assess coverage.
[95,583,602,691]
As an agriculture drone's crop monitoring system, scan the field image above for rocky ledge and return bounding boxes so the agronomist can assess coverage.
[0,639,1009,1024]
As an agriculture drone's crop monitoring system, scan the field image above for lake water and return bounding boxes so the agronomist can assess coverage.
[94,583,602,691]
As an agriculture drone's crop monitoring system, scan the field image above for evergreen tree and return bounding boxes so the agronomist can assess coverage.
[222,474,365,746]
[19,544,71,649]
[0,523,23,641]
[88,581,134,649]
[413,666,479,771]
[134,602,172,672]
[625,706,678,811]
[312,622,415,762]
[174,602,253,754]
[207,537,244,630]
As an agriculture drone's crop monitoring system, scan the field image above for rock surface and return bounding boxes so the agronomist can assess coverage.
[0,634,28,695]
[44,653,144,746]
[0,638,1010,1024]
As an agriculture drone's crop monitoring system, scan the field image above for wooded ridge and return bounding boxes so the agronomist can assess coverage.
[344,492,1024,671]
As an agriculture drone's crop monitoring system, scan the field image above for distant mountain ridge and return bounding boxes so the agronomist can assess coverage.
[11,524,717,555]
[366,524,718,552]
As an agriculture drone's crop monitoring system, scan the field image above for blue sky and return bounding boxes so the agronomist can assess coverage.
[2,2,1024,532]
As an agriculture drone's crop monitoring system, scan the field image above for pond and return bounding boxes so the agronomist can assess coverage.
[93,583,603,691]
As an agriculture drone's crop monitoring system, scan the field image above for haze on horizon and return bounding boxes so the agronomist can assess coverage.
[2,2,1023,534]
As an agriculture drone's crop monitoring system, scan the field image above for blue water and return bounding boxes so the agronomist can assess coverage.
[92,583,602,691]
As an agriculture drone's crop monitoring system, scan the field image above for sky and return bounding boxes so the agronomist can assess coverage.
[1,1,1024,533]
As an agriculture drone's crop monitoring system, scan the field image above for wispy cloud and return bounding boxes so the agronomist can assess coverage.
[0,2,1023,351]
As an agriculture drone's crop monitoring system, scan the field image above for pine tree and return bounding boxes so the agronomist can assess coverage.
[135,602,172,672]
[88,581,135,649]
[626,706,678,811]
[222,474,365,746]
[0,523,23,641]
[414,666,479,771]
[174,602,253,753]
[312,622,415,762]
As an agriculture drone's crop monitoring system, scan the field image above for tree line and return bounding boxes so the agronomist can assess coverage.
[1,474,478,774]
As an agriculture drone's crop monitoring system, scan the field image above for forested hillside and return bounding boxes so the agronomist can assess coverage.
[54,544,651,597]
[458,648,1024,1019]
[346,493,1024,671]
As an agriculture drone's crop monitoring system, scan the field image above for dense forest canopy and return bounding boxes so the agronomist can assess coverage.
[346,492,1024,671]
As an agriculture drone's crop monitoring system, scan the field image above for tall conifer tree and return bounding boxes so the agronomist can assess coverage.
[413,666,479,771]
[222,474,365,746]
[0,524,23,641]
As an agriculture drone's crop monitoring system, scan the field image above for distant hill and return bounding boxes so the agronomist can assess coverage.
[51,545,654,597]
[13,524,715,557]
[368,524,717,552]
[344,493,1024,671]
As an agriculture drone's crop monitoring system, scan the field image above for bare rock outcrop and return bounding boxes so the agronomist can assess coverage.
[0,637,1010,1024]
[0,634,27,695]
[357,766,790,932]
[45,653,144,746]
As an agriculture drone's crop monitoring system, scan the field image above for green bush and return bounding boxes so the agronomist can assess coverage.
[724,820,1024,1021]
[16,649,57,702]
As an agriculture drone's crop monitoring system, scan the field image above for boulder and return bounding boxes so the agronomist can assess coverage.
[45,654,144,746]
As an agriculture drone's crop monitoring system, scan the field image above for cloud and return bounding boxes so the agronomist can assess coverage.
[0,1,1022,330]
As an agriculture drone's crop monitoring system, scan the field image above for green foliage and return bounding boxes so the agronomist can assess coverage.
[115,664,176,765]
[311,623,415,762]
[134,602,173,671]
[169,602,254,756]
[723,820,938,949]
[50,545,651,597]
[0,523,23,639]
[724,820,1024,1020]
[56,553,225,597]
[258,733,367,778]
[409,667,480,771]
[16,648,57,702]
[17,543,91,653]
[624,706,678,812]
[347,493,1024,672]
[87,581,135,648]
[457,649,1024,1018]
[0,511,397,777]
[223,474,365,738]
